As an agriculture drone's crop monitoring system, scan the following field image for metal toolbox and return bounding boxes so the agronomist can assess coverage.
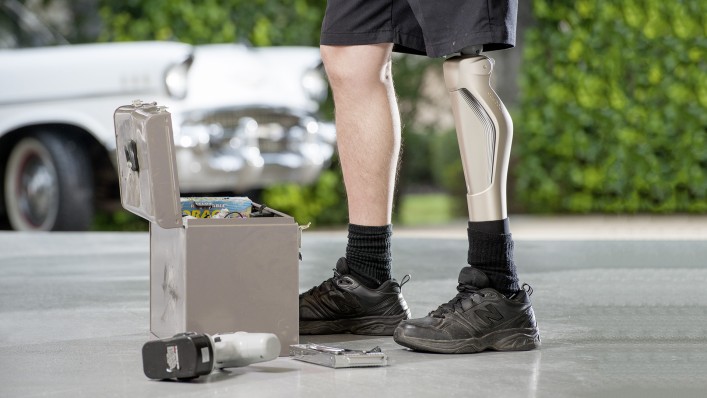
[114,101,299,355]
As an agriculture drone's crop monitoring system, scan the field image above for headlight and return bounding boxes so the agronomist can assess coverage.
[301,65,328,102]
[164,54,194,99]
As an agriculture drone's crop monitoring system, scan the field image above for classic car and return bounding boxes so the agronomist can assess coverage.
[0,0,335,230]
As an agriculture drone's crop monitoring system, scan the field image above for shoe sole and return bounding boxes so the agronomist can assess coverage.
[300,314,408,336]
[393,327,541,354]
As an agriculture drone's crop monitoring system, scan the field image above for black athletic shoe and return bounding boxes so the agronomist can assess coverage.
[393,267,540,353]
[299,258,411,335]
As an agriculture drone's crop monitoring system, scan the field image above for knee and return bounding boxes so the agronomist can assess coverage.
[321,44,393,93]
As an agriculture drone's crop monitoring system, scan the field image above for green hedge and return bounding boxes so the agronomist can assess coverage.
[515,0,707,213]
[100,0,326,46]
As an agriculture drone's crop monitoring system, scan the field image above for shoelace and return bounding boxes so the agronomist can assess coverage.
[302,268,344,296]
[430,284,484,318]
[303,269,410,297]
[431,283,534,316]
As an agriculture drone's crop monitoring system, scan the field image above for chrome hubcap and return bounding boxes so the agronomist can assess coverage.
[17,152,57,227]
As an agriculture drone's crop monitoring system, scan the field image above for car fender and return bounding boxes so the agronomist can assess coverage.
[0,42,193,104]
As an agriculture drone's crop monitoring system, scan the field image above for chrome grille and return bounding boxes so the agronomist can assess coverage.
[186,108,306,152]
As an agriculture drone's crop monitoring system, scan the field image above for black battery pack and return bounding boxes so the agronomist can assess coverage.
[142,332,214,380]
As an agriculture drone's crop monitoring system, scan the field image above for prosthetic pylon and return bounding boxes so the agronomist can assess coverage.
[443,55,513,221]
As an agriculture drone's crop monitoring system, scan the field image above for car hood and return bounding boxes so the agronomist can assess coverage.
[183,43,322,112]
[0,41,323,113]
[0,41,192,104]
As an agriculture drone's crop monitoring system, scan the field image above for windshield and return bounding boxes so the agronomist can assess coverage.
[0,0,68,49]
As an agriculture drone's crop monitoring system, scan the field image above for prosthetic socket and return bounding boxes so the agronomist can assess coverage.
[142,331,280,380]
[443,55,512,221]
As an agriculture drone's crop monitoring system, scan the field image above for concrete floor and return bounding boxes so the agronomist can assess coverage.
[1,217,707,397]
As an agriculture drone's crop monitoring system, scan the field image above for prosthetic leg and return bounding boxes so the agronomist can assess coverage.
[443,50,512,221]
[393,54,540,354]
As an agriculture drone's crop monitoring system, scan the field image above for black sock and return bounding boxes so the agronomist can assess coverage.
[345,224,393,288]
[467,219,519,295]
[468,218,510,234]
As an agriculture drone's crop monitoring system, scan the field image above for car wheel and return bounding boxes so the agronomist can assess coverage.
[3,133,93,231]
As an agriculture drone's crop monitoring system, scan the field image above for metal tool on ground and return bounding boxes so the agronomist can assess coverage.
[290,343,388,368]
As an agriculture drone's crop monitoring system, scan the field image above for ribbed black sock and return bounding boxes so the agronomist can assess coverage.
[468,218,510,235]
[345,224,393,288]
[467,219,520,295]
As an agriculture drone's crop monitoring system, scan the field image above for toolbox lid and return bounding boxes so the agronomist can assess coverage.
[114,101,182,229]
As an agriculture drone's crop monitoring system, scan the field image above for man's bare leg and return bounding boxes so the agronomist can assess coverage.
[298,44,411,335]
[320,44,400,227]
[321,43,399,287]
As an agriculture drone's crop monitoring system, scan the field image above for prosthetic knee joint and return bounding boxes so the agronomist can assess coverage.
[443,53,513,221]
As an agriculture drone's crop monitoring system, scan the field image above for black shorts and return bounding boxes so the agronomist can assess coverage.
[320,0,517,58]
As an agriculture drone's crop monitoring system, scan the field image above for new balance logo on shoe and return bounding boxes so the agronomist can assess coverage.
[474,303,504,327]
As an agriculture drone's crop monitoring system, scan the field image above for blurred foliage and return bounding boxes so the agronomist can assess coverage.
[262,162,347,226]
[431,130,467,216]
[399,127,467,217]
[91,209,148,231]
[399,193,455,226]
[99,0,326,46]
[516,0,707,213]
